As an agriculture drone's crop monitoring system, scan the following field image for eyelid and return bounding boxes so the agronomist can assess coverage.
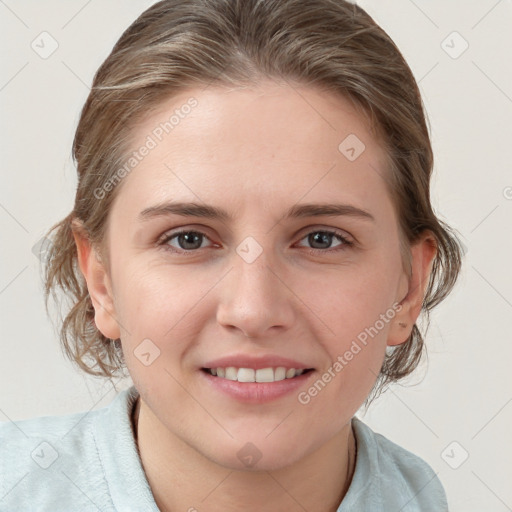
[295,225,354,243]
[157,227,211,244]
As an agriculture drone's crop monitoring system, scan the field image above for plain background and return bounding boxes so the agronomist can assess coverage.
[1,1,511,510]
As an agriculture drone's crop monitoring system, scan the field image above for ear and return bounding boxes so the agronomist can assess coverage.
[71,220,121,340]
[387,231,437,347]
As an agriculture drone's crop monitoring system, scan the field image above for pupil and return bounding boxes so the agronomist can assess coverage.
[310,232,331,249]
[179,232,201,250]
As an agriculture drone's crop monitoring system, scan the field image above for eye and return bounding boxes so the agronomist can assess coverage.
[158,230,215,253]
[157,228,354,255]
[296,230,354,253]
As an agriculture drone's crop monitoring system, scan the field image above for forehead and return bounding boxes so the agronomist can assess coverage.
[116,81,391,216]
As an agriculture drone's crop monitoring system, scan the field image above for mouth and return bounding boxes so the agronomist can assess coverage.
[201,367,315,383]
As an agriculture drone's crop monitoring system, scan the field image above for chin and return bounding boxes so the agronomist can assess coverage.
[203,436,310,473]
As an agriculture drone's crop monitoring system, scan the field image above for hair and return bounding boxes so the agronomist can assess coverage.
[43,0,464,401]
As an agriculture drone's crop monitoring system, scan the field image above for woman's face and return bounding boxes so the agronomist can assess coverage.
[93,81,412,470]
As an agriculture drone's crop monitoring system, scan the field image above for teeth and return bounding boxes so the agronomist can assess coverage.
[255,368,274,383]
[207,366,308,383]
[225,367,237,380]
[285,368,295,379]
[274,367,286,381]
[238,368,256,382]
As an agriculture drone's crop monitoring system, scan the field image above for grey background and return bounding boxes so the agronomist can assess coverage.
[1,1,511,510]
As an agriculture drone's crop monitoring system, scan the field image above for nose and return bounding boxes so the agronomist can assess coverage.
[216,248,296,339]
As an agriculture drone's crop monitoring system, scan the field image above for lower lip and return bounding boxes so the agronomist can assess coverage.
[199,369,315,404]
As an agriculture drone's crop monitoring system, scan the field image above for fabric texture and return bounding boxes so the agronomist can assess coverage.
[0,386,448,511]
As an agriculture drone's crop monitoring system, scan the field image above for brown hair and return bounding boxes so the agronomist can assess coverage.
[43,0,464,400]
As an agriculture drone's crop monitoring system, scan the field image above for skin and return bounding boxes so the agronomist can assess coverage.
[73,80,436,512]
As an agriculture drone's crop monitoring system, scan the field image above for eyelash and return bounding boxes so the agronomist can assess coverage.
[157,228,354,256]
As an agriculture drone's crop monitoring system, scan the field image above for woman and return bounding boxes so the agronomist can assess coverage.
[0,0,463,510]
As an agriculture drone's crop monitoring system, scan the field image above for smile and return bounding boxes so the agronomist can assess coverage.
[202,367,314,383]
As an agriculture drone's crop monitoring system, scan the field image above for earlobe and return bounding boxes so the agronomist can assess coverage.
[71,220,121,340]
[388,232,437,347]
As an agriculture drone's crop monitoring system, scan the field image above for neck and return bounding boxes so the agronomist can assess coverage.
[132,396,356,512]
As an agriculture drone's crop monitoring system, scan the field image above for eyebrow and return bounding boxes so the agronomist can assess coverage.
[138,201,375,223]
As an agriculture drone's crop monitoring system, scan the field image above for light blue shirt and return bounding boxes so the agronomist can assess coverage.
[0,386,448,511]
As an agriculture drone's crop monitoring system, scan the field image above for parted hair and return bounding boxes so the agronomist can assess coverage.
[43,0,464,400]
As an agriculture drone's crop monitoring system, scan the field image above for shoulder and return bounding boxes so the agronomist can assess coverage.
[0,405,97,478]
[339,417,449,512]
[0,386,140,511]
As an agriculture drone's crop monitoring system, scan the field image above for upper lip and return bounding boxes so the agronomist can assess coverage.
[202,355,314,371]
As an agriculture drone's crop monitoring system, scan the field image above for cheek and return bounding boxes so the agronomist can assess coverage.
[301,258,400,340]
[296,273,394,422]
[113,265,208,401]
[112,261,212,355]
[292,254,401,393]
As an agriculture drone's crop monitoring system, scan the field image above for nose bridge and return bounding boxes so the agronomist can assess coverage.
[216,238,294,337]
[237,245,276,290]
[232,239,281,306]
